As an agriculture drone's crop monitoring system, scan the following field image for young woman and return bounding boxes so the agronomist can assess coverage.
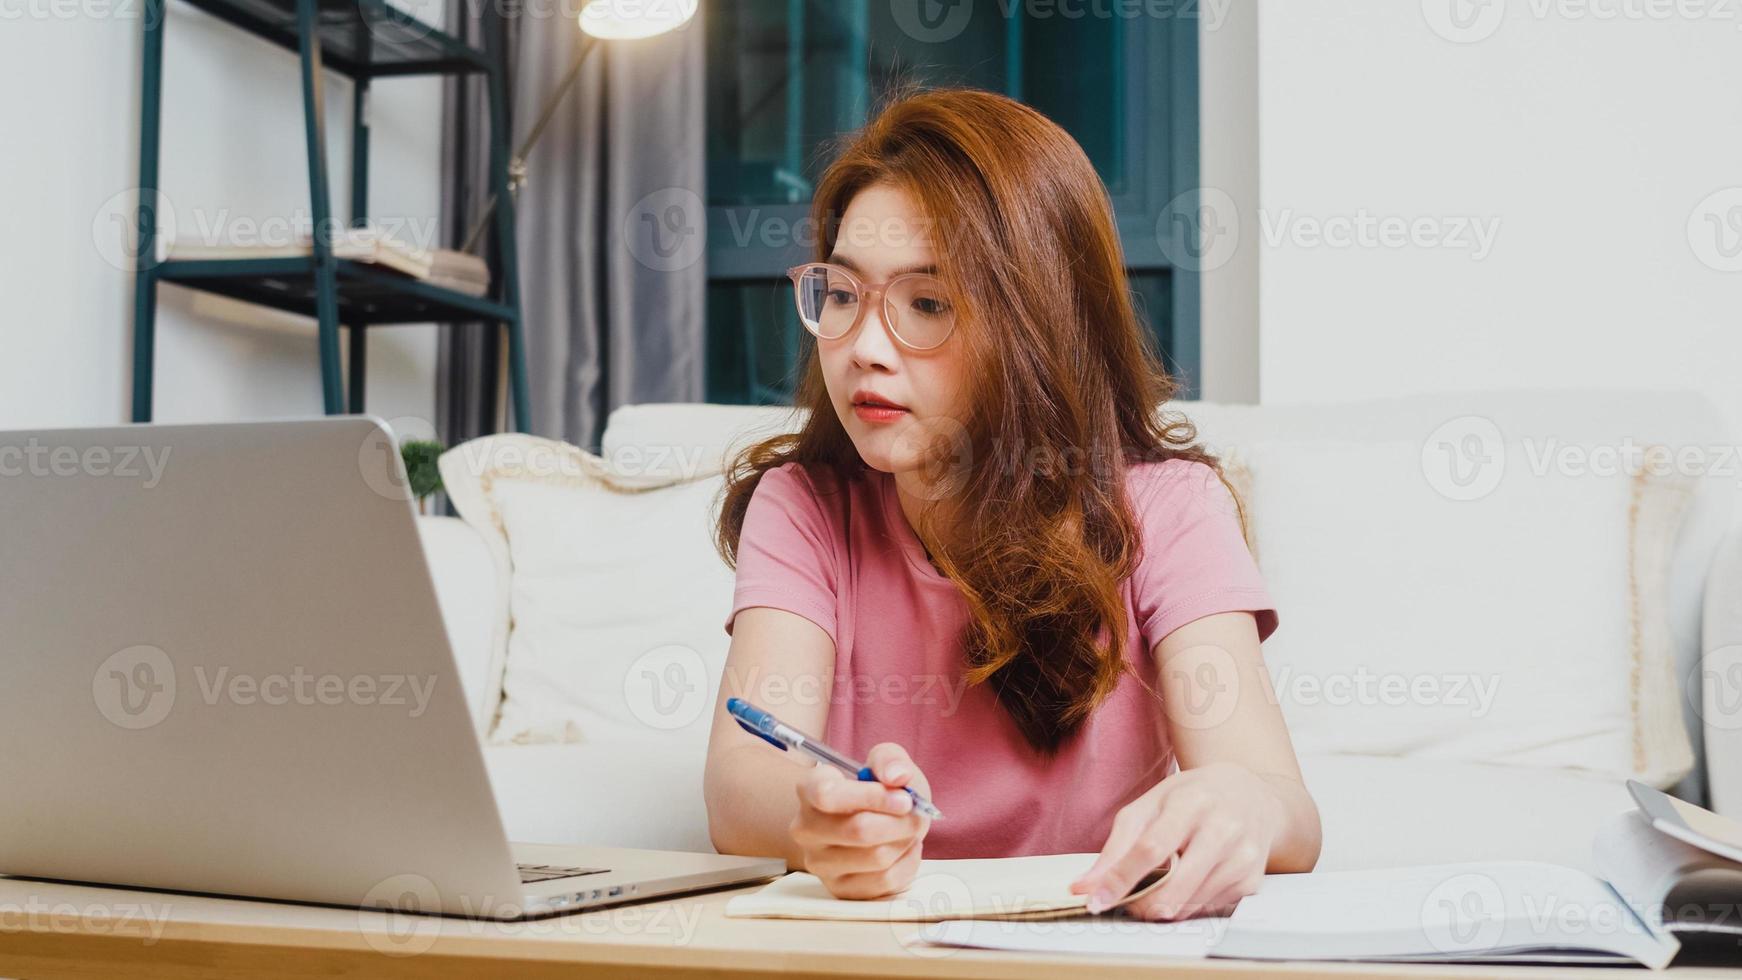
[703,87,1319,922]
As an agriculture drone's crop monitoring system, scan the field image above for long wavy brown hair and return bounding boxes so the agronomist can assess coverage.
[714,86,1224,755]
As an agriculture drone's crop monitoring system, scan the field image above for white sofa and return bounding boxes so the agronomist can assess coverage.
[418,391,1742,876]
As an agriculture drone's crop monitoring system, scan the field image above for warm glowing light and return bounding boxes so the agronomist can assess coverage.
[578,0,699,40]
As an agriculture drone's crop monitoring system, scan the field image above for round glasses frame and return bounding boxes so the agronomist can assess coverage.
[785,262,957,352]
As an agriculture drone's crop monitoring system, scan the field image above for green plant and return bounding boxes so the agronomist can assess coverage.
[400,440,445,505]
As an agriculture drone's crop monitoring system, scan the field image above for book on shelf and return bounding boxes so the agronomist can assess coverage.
[165,226,490,297]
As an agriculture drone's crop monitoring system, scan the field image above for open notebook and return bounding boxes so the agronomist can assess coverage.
[725,852,1170,921]
[732,781,1742,969]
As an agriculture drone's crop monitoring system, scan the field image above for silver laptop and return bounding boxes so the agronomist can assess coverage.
[0,417,783,920]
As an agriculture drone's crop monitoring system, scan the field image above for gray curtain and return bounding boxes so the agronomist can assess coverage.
[440,3,707,452]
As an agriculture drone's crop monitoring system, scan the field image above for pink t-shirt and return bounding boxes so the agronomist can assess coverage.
[722,458,1278,859]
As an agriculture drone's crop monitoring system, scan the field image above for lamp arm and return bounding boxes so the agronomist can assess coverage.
[461,33,600,255]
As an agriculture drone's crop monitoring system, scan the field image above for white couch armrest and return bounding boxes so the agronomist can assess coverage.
[1703,527,1742,817]
[417,515,505,737]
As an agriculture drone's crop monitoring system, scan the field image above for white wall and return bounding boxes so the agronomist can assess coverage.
[0,1,445,432]
[1241,1,1742,436]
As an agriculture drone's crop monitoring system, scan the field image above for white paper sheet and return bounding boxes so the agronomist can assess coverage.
[912,914,1225,958]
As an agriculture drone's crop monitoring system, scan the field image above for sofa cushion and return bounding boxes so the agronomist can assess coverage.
[1245,438,1696,786]
[483,741,713,852]
[600,392,1731,801]
[439,435,734,747]
[1298,753,1635,875]
[415,516,504,737]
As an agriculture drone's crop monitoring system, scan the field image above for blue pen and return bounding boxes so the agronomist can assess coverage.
[727,697,943,820]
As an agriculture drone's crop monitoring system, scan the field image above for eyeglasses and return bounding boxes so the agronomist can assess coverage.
[785,262,957,351]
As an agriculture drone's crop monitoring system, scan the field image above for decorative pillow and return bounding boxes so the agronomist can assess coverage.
[440,435,735,746]
[1242,439,1695,786]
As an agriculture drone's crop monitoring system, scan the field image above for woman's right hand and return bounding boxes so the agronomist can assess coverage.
[790,742,934,900]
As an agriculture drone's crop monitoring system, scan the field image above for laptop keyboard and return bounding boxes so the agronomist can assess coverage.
[517,864,611,884]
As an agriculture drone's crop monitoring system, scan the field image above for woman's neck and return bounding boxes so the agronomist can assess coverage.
[891,475,955,570]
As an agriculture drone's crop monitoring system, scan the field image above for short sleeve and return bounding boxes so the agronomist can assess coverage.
[723,463,841,647]
[1129,460,1278,651]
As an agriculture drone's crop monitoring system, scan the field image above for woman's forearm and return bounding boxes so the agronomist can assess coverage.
[703,745,810,868]
[1258,771,1322,873]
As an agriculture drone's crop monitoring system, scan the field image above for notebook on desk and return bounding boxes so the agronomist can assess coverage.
[725,852,1171,921]
[731,781,1742,970]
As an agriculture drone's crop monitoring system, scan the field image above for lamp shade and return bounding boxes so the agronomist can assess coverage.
[578,0,699,39]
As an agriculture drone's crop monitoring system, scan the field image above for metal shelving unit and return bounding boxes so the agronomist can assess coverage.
[131,0,531,430]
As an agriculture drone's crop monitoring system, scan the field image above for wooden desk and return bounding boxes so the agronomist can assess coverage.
[0,875,1737,979]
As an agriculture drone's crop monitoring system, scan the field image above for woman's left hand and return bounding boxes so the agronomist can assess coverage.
[1070,761,1284,921]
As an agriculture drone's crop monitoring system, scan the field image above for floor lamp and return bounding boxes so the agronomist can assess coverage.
[462,0,701,254]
